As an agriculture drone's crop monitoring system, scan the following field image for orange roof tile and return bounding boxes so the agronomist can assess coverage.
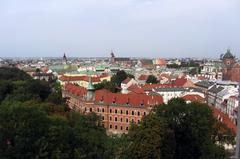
[211,106,237,134]
[95,90,163,107]
[182,94,205,103]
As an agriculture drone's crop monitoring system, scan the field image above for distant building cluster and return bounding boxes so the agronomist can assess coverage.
[3,49,239,134]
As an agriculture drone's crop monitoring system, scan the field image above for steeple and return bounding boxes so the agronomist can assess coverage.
[86,76,95,101]
[87,76,95,91]
[63,53,67,64]
[110,50,115,63]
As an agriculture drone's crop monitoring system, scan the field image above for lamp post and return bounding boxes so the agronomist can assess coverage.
[235,84,240,159]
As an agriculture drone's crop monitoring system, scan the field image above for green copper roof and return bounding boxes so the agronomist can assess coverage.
[87,77,95,90]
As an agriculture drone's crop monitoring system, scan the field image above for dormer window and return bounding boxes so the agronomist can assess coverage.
[113,97,116,104]
[100,96,104,102]
[140,100,144,106]
[126,98,130,105]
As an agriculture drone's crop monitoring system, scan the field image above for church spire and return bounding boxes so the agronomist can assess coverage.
[87,76,95,91]
[86,76,95,101]
[63,53,67,64]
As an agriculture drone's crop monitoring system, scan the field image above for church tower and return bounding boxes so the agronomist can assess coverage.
[222,49,236,66]
[221,49,236,81]
[63,53,67,65]
[86,76,95,101]
[110,51,115,63]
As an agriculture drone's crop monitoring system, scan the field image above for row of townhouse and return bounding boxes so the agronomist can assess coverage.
[207,83,239,123]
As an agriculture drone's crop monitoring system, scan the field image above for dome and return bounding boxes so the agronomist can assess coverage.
[223,49,234,59]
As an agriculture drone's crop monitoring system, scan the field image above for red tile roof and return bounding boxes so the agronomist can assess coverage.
[182,94,205,103]
[138,75,149,81]
[95,90,163,107]
[211,106,237,134]
[128,84,145,94]
[59,75,84,81]
[59,75,101,82]
[173,77,187,86]
[64,83,87,97]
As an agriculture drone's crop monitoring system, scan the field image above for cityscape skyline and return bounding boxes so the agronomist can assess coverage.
[1,0,240,58]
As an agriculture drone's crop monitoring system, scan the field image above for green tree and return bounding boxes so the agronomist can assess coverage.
[0,67,31,81]
[146,75,158,84]
[122,98,234,159]
[94,80,117,93]
[111,70,128,86]
[0,104,114,159]
[0,80,13,103]
[122,114,175,159]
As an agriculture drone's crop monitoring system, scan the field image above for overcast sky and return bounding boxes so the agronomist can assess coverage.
[0,0,240,58]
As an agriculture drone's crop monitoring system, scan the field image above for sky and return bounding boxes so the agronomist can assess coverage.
[0,0,240,58]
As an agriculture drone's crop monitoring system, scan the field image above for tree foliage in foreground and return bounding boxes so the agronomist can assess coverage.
[0,103,113,159]
[122,98,235,159]
[0,67,114,159]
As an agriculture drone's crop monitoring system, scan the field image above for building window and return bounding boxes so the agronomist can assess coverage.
[126,110,128,115]
[126,98,130,105]
[126,118,128,123]
[97,108,99,112]
[126,127,128,130]
[137,120,140,124]
[132,111,134,116]
[115,117,118,121]
[102,116,104,120]
[115,125,118,129]
[115,109,117,114]
[113,97,116,104]
[110,116,112,121]
[120,118,123,122]
[132,119,134,123]
[102,108,104,113]
[121,126,123,130]
[90,108,92,112]
[110,125,112,129]
[110,109,112,113]
[143,112,146,116]
[138,111,140,116]
[121,110,123,114]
